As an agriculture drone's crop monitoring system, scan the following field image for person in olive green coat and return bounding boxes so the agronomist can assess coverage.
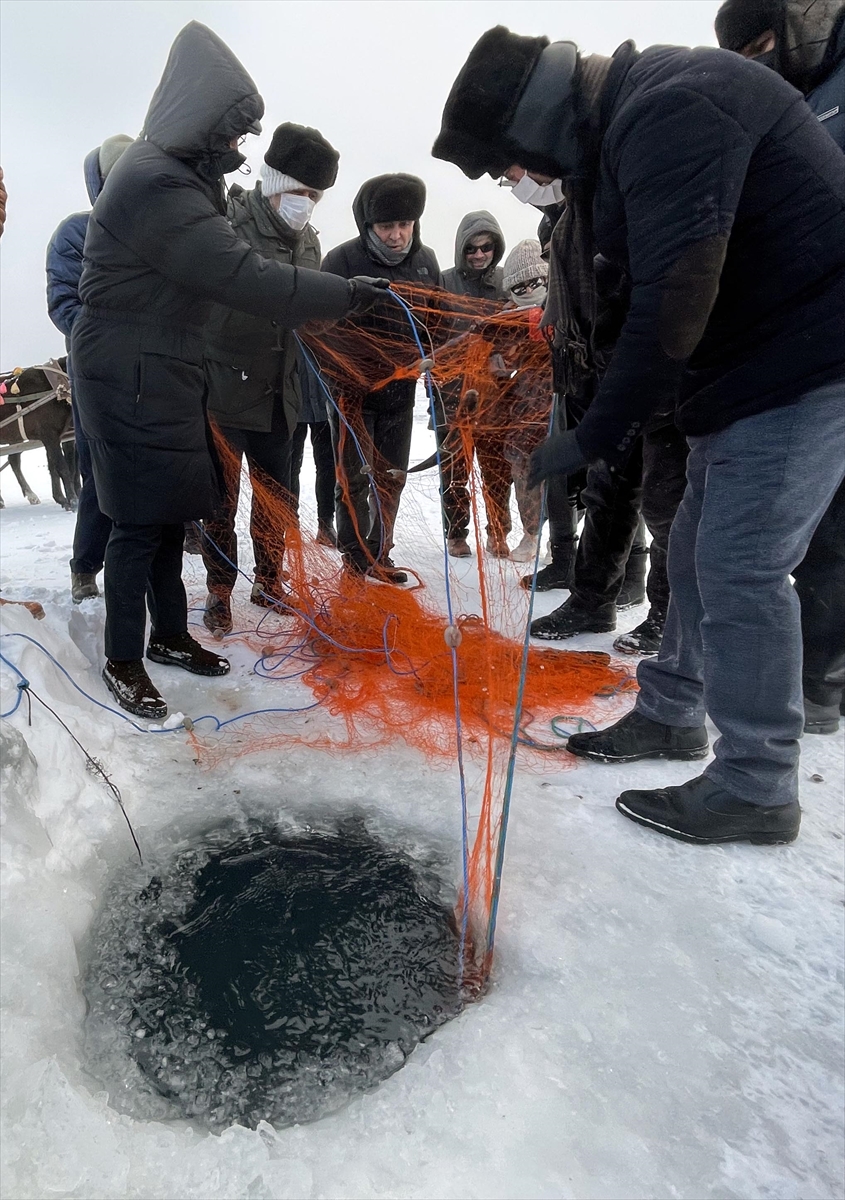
[202,123,340,633]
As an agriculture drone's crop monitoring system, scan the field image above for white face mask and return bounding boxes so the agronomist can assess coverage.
[278,192,316,231]
[510,173,565,207]
[511,283,548,308]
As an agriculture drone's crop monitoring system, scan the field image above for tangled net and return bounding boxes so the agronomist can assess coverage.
[192,284,634,982]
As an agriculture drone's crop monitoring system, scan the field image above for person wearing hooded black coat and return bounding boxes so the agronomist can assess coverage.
[715,0,845,738]
[70,22,381,720]
[46,135,132,606]
[434,26,845,846]
[320,174,442,582]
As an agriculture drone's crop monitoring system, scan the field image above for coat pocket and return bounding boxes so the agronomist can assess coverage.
[137,352,207,450]
[204,355,276,429]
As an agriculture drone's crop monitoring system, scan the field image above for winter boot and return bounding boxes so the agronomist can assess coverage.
[616,547,648,610]
[71,572,99,603]
[447,537,472,558]
[250,578,292,609]
[509,532,539,563]
[613,609,666,656]
[146,632,230,677]
[530,598,616,640]
[803,697,841,735]
[367,555,408,585]
[518,547,578,592]
[486,535,510,558]
[316,523,337,548]
[102,659,167,719]
[567,708,708,763]
[203,590,232,637]
[616,774,800,845]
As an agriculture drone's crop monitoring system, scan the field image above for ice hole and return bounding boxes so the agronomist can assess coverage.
[81,817,462,1130]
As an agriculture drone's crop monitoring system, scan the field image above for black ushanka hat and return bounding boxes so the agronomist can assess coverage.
[354,174,427,226]
[432,26,549,179]
[264,122,340,190]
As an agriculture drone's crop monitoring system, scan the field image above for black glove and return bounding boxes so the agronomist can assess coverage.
[347,276,392,313]
[527,430,587,490]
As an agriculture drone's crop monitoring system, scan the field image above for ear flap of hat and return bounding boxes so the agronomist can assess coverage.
[265,122,340,190]
[432,25,549,177]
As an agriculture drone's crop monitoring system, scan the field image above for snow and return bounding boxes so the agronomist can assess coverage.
[1,419,844,1200]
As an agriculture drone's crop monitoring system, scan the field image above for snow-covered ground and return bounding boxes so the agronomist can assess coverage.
[1,411,844,1200]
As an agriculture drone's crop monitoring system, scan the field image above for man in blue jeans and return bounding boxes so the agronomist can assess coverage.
[434,26,845,844]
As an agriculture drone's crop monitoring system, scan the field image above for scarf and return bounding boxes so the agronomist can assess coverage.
[366,227,413,266]
[541,53,614,398]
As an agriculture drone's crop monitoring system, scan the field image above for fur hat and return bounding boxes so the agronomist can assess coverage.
[353,174,426,227]
[432,26,549,179]
[264,122,339,191]
[503,239,548,291]
[715,0,781,50]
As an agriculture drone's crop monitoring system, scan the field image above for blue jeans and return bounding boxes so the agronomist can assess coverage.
[636,379,845,806]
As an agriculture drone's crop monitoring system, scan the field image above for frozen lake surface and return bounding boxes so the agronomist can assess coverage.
[1,422,843,1200]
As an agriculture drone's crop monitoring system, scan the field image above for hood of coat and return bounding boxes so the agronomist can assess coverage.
[716,0,845,93]
[452,210,505,275]
[351,173,425,258]
[141,21,264,176]
[83,135,134,205]
[83,148,104,206]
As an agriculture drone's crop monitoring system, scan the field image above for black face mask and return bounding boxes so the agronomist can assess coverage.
[751,48,779,72]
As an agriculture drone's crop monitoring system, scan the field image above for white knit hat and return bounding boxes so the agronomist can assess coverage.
[260,162,323,200]
[503,238,548,291]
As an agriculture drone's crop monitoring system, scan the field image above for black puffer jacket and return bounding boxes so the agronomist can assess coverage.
[71,22,351,525]
[442,210,506,299]
[574,42,845,466]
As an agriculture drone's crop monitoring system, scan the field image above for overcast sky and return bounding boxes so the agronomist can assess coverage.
[0,0,721,367]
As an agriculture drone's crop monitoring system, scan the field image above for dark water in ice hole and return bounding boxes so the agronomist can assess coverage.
[82,818,462,1130]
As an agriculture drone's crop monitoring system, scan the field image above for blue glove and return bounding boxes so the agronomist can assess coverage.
[527,430,587,490]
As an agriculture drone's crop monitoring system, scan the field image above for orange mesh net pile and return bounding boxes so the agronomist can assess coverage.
[191,285,634,981]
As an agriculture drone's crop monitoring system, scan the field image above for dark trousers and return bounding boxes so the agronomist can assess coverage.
[794,476,845,708]
[202,422,293,593]
[328,387,414,562]
[69,394,112,575]
[436,423,514,540]
[290,420,336,531]
[570,422,689,614]
[104,522,186,660]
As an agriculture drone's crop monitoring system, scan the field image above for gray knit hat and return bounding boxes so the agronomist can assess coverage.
[98,134,133,179]
[503,238,548,290]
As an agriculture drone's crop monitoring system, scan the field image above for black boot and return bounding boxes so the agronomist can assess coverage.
[102,660,167,719]
[521,539,577,592]
[367,555,408,585]
[251,579,291,609]
[803,697,841,735]
[613,609,666,656]
[616,774,800,845]
[567,708,708,763]
[203,590,232,637]
[530,597,615,640]
[146,632,230,677]
[617,547,648,610]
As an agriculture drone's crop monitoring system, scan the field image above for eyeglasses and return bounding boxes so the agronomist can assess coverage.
[466,242,495,256]
[510,278,545,296]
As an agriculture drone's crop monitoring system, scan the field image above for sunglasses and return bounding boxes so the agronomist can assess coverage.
[466,242,495,256]
[511,277,545,296]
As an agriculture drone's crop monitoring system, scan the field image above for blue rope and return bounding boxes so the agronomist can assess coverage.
[383,288,472,976]
[484,395,559,961]
[0,650,29,719]
[294,334,387,562]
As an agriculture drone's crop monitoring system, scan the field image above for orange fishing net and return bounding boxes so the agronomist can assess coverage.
[191,284,634,981]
